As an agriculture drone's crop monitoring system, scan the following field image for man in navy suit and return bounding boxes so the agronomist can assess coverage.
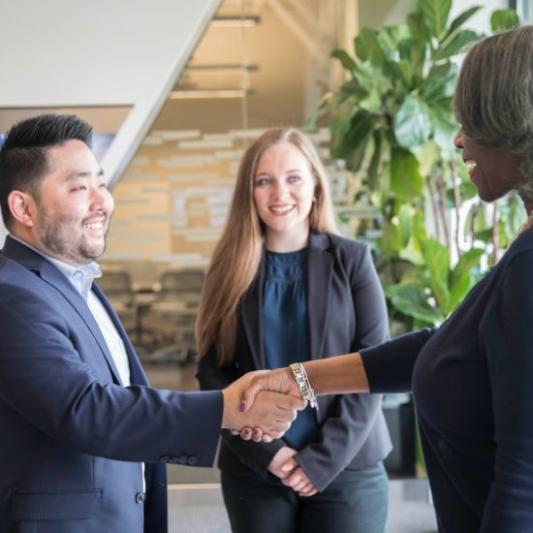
[0,114,303,533]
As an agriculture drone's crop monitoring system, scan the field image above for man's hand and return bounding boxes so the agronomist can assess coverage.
[222,372,305,439]
[240,368,301,413]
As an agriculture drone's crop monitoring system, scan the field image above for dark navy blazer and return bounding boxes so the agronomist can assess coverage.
[0,236,222,533]
[197,232,392,492]
[362,228,533,532]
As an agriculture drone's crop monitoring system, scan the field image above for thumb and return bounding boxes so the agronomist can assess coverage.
[240,380,263,413]
[281,458,298,472]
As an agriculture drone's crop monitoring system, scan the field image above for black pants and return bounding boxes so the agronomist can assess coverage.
[221,462,389,533]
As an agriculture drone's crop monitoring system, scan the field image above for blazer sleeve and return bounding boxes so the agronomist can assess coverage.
[296,243,391,491]
[361,328,435,392]
[0,283,221,466]
[480,249,533,531]
[196,345,286,477]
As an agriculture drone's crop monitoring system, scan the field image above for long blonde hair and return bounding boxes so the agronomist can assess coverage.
[196,128,338,365]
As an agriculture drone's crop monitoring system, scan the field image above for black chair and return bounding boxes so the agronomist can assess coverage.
[97,269,135,329]
[142,269,205,365]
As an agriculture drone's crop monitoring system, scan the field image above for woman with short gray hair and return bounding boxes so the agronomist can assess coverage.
[242,26,533,533]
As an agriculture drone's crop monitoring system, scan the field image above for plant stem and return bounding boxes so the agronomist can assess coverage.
[426,176,442,241]
[449,161,462,256]
[435,172,450,249]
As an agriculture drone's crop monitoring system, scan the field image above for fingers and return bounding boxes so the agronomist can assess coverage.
[298,484,318,497]
[282,467,316,495]
[251,427,263,442]
[280,458,298,475]
[234,391,304,440]
[240,427,252,440]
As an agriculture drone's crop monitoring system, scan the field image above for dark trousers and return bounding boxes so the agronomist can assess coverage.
[221,462,389,533]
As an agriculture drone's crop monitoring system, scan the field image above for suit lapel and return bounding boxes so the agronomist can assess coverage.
[92,284,149,386]
[307,233,333,359]
[240,254,265,369]
[2,236,123,384]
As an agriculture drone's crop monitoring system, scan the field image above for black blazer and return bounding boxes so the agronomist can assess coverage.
[197,232,392,491]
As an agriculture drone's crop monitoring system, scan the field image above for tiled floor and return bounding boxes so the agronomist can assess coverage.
[167,480,437,533]
[145,363,438,533]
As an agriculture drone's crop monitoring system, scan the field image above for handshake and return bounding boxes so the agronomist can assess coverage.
[221,367,305,442]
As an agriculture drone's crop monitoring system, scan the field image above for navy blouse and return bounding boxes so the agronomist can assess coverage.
[262,249,318,449]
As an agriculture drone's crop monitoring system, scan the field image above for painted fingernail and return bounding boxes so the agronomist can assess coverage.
[239,402,245,412]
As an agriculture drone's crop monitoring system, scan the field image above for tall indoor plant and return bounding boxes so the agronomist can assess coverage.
[312,0,521,335]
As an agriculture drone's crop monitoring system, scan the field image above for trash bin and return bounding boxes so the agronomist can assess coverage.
[382,394,415,476]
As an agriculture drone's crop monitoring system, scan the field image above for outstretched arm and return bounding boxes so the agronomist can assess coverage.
[241,352,370,410]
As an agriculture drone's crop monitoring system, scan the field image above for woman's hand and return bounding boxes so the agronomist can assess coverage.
[268,446,298,478]
[268,446,318,497]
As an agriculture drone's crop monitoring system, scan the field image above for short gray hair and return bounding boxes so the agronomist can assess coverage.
[454,26,533,198]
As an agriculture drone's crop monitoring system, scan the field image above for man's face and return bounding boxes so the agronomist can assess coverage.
[30,139,114,266]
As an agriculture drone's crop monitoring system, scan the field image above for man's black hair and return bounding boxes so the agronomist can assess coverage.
[0,114,93,228]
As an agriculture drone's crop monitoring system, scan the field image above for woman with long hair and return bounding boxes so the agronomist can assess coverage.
[242,26,533,533]
[196,128,391,533]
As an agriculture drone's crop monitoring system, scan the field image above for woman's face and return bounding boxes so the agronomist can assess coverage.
[253,141,315,241]
[454,129,523,203]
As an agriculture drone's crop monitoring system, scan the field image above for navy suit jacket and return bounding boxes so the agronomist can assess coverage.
[0,236,222,533]
[198,233,392,491]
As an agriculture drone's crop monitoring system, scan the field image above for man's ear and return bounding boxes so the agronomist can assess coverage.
[8,190,36,228]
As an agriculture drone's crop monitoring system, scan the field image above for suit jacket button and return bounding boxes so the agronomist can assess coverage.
[135,492,146,504]
[178,455,188,465]
[188,456,198,466]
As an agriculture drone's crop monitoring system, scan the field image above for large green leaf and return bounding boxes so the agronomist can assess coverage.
[444,6,482,41]
[331,49,357,73]
[394,94,432,150]
[499,194,527,238]
[367,130,383,191]
[421,237,451,312]
[390,147,425,201]
[354,28,386,67]
[490,9,520,32]
[421,63,455,101]
[386,283,444,323]
[450,248,484,287]
[433,29,480,60]
[428,104,457,160]
[398,204,414,246]
[417,0,452,39]
[353,61,389,96]
[449,248,484,309]
[378,25,410,61]
[332,110,375,172]
[407,12,432,43]
[379,220,404,259]
[398,38,427,80]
